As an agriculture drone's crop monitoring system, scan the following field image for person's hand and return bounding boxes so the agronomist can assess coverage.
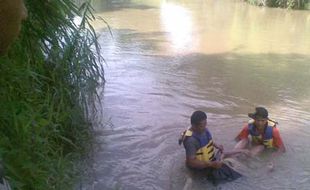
[211,161,223,169]
[267,161,274,172]
[216,144,224,153]
[220,152,225,161]
[240,149,251,157]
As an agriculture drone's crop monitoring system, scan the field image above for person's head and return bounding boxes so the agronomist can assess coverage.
[191,111,207,134]
[0,0,28,55]
[248,107,269,130]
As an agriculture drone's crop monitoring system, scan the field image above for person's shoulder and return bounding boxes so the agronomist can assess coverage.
[205,128,213,136]
[184,136,198,144]
[272,127,281,134]
[272,126,280,131]
[242,123,250,130]
[272,127,284,140]
[183,135,199,147]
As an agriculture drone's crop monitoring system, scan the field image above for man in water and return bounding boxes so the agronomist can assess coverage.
[234,107,286,171]
[179,110,248,185]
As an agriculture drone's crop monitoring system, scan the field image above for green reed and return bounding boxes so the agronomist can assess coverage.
[0,0,104,189]
[245,0,310,9]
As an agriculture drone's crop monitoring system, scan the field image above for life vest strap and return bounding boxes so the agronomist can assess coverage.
[207,141,213,148]
[208,148,214,154]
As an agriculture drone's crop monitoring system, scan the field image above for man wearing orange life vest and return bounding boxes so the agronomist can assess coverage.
[234,107,286,171]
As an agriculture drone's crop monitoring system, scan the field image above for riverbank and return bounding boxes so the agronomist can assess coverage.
[244,0,310,9]
[0,1,104,189]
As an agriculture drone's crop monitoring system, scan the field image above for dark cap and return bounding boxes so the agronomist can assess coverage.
[248,107,268,119]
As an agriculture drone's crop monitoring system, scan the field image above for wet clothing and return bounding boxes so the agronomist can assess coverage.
[182,129,215,162]
[205,161,242,185]
[236,120,284,149]
[182,129,241,185]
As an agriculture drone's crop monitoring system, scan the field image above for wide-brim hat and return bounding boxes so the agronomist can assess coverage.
[248,107,268,119]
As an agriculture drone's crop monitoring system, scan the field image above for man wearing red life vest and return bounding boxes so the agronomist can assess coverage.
[235,107,286,171]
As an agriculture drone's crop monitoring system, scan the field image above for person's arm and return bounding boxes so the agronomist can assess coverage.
[235,125,250,141]
[272,127,286,154]
[234,125,250,150]
[213,142,224,153]
[222,149,251,159]
[268,127,286,171]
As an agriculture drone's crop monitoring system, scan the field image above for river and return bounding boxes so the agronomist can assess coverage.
[82,0,310,189]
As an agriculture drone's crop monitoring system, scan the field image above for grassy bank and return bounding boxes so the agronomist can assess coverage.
[245,0,310,9]
[0,0,104,189]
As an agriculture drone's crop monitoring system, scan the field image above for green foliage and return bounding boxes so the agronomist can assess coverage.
[244,0,310,9]
[0,0,104,189]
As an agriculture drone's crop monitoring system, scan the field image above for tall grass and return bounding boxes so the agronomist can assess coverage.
[0,0,104,189]
[245,0,310,9]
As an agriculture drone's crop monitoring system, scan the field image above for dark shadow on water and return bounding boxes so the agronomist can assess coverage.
[90,0,157,12]
[98,28,168,54]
